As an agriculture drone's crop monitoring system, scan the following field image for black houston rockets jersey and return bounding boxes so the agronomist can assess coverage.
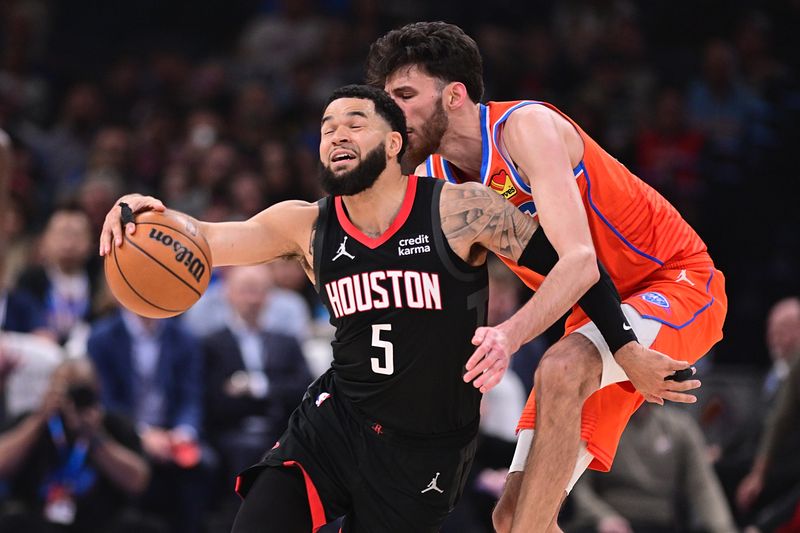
[313,175,488,435]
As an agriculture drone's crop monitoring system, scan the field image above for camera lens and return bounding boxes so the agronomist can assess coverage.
[68,385,98,409]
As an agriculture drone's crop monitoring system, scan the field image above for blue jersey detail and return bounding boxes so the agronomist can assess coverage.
[581,161,665,266]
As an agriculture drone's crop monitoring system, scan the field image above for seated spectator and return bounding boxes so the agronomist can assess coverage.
[568,404,737,533]
[738,341,800,532]
[0,285,47,336]
[713,297,800,512]
[0,358,158,533]
[182,263,311,341]
[16,204,102,350]
[88,309,211,533]
[203,264,312,529]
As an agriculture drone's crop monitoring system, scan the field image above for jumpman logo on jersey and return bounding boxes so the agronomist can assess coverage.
[332,236,355,261]
[421,472,444,494]
[675,269,695,286]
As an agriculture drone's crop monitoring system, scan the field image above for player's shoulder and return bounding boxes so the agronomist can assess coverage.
[503,102,559,131]
[260,199,320,221]
[440,180,493,202]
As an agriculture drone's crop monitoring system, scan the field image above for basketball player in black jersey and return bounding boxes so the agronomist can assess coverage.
[99,85,633,532]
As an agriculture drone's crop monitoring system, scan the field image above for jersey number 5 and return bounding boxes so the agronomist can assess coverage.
[371,324,394,375]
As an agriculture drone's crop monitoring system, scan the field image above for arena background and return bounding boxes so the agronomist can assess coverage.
[1,0,798,532]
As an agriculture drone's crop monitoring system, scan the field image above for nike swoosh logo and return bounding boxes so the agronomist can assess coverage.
[622,323,632,331]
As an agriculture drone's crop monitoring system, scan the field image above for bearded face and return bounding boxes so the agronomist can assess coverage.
[400,98,448,174]
[320,141,388,196]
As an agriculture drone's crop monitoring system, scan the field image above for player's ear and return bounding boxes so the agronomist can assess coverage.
[444,82,469,110]
[386,131,403,160]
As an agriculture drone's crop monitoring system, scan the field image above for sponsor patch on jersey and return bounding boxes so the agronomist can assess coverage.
[398,234,431,256]
[489,170,517,200]
[641,291,670,309]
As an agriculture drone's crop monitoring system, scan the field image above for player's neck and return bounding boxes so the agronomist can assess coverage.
[436,102,483,179]
[341,170,409,238]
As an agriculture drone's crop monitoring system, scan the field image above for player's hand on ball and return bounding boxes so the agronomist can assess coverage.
[464,326,517,393]
[99,194,165,256]
[615,342,700,405]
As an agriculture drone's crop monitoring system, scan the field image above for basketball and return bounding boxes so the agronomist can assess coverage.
[104,210,212,318]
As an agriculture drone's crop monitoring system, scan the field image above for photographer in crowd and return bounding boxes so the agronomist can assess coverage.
[0,358,158,533]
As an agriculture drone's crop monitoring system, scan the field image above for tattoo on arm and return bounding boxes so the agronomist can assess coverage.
[440,183,539,261]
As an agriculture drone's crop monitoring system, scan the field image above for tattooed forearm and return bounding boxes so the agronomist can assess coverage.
[440,182,539,261]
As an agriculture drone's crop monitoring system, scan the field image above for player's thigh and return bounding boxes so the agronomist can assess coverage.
[231,466,313,533]
[345,435,477,532]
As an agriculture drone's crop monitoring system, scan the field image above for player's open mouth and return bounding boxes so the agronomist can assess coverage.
[331,150,357,162]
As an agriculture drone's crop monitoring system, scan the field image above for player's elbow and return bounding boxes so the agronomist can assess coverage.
[569,245,599,289]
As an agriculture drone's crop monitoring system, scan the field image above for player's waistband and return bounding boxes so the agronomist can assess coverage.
[354,408,480,449]
[340,394,479,449]
[315,369,480,449]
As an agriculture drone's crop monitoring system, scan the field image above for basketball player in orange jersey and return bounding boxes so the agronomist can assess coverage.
[367,22,726,532]
[97,85,643,532]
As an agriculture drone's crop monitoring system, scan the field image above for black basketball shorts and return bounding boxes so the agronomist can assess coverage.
[235,369,478,532]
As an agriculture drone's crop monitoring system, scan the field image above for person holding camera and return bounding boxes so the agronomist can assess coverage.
[0,358,158,533]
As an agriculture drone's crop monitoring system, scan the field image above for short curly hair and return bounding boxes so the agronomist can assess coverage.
[325,84,408,161]
[365,22,484,103]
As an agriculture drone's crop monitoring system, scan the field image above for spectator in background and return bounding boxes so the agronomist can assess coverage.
[0,358,156,533]
[16,204,101,350]
[712,298,800,519]
[0,129,48,338]
[636,87,705,226]
[182,263,312,342]
[760,298,800,400]
[87,310,211,533]
[203,264,312,528]
[16,82,105,201]
[568,404,737,533]
[1,266,47,337]
[737,299,800,531]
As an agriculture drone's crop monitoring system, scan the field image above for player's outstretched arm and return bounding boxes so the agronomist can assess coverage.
[99,193,316,268]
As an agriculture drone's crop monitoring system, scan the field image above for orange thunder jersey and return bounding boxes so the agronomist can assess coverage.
[423,100,713,300]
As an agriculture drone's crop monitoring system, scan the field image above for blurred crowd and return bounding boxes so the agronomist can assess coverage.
[0,0,798,531]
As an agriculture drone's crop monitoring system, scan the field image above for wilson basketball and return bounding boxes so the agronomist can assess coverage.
[104,210,212,318]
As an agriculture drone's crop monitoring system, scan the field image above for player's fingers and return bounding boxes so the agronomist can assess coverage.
[466,340,491,371]
[660,390,697,404]
[99,225,113,256]
[464,348,493,382]
[475,361,505,391]
[479,370,503,393]
[665,367,696,382]
[466,356,495,384]
[665,379,701,392]
[471,327,488,347]
[643,393,664,405]
[109,216,123,249]
[145,197,166,212]
[668,359,691,371]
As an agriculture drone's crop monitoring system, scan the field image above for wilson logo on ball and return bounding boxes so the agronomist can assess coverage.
[148,228,206,282]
